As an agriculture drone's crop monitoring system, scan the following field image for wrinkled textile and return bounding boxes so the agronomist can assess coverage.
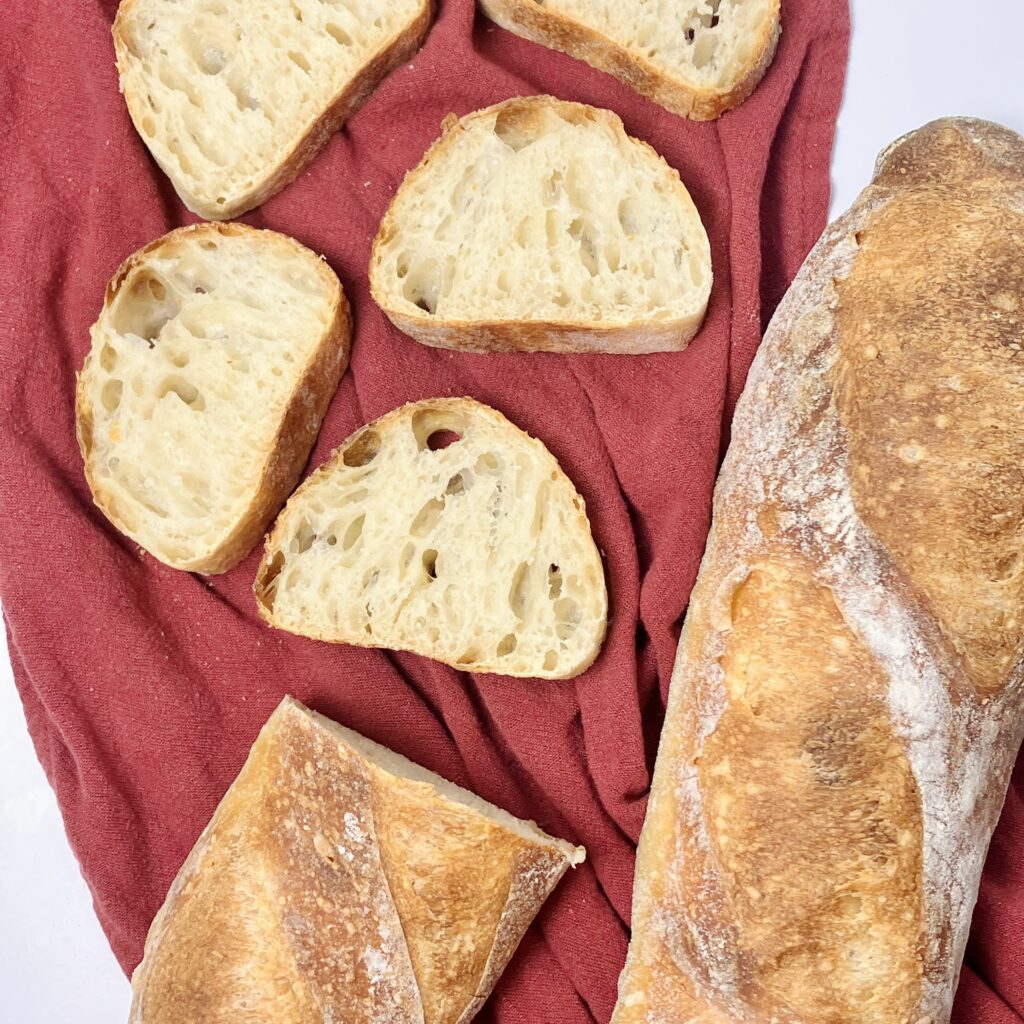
[11,4,1014,1024]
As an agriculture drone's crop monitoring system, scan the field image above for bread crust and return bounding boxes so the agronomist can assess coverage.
[254,397,609,678]
[76,222,351,574]
[369,97,711,355]
[128,697,583,1024]
[613,118,1024,1024]
[478,0,781,121]
[112,0,436,220]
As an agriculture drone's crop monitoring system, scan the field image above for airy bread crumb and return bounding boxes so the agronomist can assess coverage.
[255,398,608,678]
[77,223,350,574]
[113,0,434,218]
[370,97,712,354]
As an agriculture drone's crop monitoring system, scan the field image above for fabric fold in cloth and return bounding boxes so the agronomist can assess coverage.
[10,3,1013,1024]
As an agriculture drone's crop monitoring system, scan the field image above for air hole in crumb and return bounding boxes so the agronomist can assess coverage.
[198,46,227,74]
[326,22,352,45]
[412,408,469,451]
[200,240,218,251]
[342,429,381,467]
[171,352,190,368]
[294,518,315,554]
[288,50,311,73]
[497,633,518,657]
[548,564,563,599]
[427,429,462,451]
[543,650,558,671]
[100,344,118,371]
[509,562,529,618]
[423,549,438,579]
[445,473,466,495]
[342,514,365,551]
[411,497,445,538]
[158,375,205,411]
[101,378,123,412]
[493,105,540,152]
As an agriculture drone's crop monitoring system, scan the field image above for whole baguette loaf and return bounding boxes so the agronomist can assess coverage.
[77,223,350,574]
[129,696,584,1024]
[478,0,780,121]
[613,118,1024,1024]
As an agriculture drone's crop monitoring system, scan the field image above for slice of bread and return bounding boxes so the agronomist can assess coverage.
[254,398,607,678]
[479,0,781,121]
[77,223,350,574]
[369,97,712,355]
[113,0,434,219]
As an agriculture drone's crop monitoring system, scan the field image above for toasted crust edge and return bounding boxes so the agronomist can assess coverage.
[369,96,712,354]
[112,0,436,220]
[76,222,352,575]
[478,0,781,121]
[253,397,609,678]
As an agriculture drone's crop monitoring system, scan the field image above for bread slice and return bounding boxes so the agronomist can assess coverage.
[255,398,607,678]
[77,223,350,575]
[369,97,712,355]
[129,696,584,1024]
[479,0,781,121]
[113,0,434,219]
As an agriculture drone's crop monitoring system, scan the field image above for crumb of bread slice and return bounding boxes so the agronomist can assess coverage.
[370,96,712,355]
[479,0,781,120]
[255,398,608,678]
[77,223,350,574]
[113,0,434,219]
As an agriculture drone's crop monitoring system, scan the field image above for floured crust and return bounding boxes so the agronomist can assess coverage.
[479,0,781,121]
[613,118,1024,1024]
[129,697,583,1024]
[113,0,435,220]
[369,97,712,355]
[76,223,351,574]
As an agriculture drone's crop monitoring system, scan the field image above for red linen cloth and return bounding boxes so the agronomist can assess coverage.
[4,3,1009,1023]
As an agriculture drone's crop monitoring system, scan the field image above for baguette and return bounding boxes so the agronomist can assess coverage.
[613,118,1024,1024]
[77,223,349,574]
[370,97,711,355]
[478,0,781,121]
[255,397,607,678]
[113,0,434,219]
[129,696,584,1024]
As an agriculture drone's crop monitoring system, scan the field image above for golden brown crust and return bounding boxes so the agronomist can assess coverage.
[369,97,710,355]
[478,0,781,121]
[76,223,350,574]
[112,1,436,220]
[129,697,582,1024]
[613,118,1024,1024]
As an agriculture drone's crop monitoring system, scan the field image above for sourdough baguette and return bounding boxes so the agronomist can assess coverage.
[129,696,584,1024]
[613,118,1024,1024]
[478,0,780,121]
[77,223,350,574]
[255,397,607,678]
[113,0,434,219]
[370,97,711,355]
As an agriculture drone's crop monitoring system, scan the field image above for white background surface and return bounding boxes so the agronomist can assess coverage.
[3,3,1024,1021]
